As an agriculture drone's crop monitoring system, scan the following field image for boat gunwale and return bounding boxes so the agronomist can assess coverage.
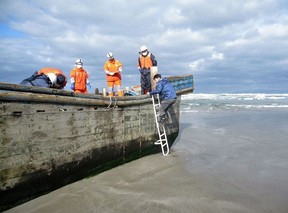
[0,75,194,106]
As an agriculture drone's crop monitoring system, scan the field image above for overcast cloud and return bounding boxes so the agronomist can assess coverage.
[1,0,288,93]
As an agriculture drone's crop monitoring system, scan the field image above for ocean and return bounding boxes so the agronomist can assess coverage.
[181,93,288,112]
[5,94,288,213]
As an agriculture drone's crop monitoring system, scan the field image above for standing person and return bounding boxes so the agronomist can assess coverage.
[149,74,177,123]
[104,52,123,97]
[20,67,67,89]
[137,45,157,94]
[70,59,91,94]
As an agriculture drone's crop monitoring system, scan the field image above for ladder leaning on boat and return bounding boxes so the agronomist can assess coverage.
[151,94,170,156]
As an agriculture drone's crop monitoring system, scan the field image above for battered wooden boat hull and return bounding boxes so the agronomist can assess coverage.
[0,75,193,211]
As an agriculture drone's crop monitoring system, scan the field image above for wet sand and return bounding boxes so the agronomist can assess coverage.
[5,110,288,213]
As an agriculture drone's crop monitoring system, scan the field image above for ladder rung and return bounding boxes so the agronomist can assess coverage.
[154,140,162,145]
[155,141,168,147]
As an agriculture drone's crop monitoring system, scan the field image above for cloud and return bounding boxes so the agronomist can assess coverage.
[1,0,288,93]
[211,52,224,60]
[189,59,205,72]
[258,23,288,38]
[162,7,186,24]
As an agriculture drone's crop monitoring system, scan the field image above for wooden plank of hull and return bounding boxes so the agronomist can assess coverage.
[150,66,158,90]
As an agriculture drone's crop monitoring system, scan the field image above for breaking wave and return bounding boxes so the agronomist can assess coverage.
[180,93,288,112]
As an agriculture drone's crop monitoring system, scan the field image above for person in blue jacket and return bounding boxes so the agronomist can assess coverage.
[149,74,177,123]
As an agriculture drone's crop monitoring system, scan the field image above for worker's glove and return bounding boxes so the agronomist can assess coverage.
[87,82,91,89]
[105,71,114,75]
[70,83,75,90]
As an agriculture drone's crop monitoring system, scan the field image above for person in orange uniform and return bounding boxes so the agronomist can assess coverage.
[70,59,91,94]
[137,45,157,94]
[104,52,123,97]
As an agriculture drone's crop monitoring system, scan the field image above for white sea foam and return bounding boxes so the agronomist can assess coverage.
[181,93,288,101]
[180,93,288,111]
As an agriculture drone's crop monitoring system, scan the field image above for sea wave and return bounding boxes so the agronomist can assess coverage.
[180,93,288,112]
[181,93,288,101]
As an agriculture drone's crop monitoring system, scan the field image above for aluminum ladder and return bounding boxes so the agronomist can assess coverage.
[151,94,169,156]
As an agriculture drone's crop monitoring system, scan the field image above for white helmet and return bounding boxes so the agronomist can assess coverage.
[140,45,148,53]
[106,52,114,59]
[75,59,83,65]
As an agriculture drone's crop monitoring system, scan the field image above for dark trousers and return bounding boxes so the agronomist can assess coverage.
[160,99,176,118]
[140,68,151,94]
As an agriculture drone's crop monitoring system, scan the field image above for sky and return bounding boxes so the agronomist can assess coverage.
[0,0,288,93]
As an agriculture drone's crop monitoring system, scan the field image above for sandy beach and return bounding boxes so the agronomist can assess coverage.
[5,109,288,213]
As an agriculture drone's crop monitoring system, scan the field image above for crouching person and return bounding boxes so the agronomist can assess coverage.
[20,67,67,89]
[148,74,177,123]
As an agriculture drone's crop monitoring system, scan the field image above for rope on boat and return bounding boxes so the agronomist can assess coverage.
[107,96,117,109]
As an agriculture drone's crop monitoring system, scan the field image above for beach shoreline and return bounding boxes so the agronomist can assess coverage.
[5,109,288,213]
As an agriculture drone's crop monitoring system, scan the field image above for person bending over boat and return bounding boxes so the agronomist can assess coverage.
[104,52,123,97]
[148,74,177,123]
[20,67,67,89]
[70,59,91,94]
[137,45,157,95]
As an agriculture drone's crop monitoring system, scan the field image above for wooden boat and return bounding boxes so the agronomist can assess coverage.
[0,74,193,211]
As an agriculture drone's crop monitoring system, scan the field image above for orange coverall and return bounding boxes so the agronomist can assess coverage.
[70,67,89,94]
[104,59,123,96]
